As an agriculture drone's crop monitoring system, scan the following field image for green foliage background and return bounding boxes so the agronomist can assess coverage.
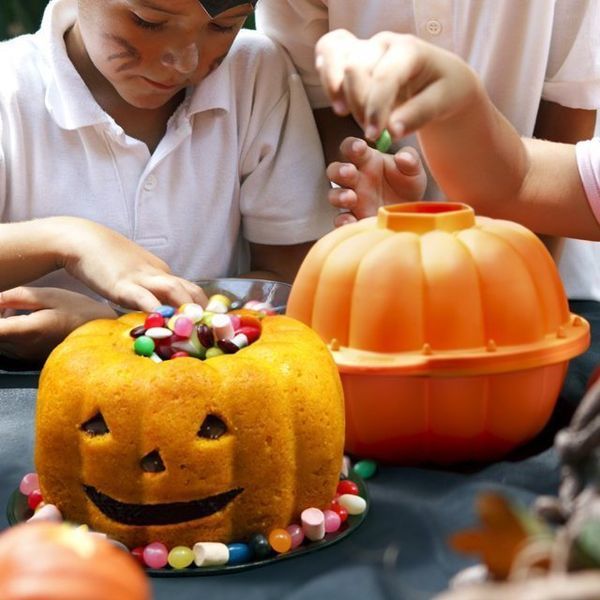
[0,0,47,39]
[0,1,255,40]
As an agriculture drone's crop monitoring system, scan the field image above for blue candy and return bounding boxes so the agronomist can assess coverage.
[227,542,252,565]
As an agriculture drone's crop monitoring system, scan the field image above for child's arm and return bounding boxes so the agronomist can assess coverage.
[0,217,207,309]
[315,30,600,241]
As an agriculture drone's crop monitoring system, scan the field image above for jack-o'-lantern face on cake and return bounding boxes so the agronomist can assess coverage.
[35,313,345,548]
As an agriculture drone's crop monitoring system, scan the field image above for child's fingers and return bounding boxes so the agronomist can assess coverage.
[333,212,358,228]
[326,161,360,189]
[393,146,423,177]
[315,29,356,115]
[0,287,61,311]
[386,79,447,136]
[337,137,372,168]
[328,187,358,211]
[341,39,388,129]
[364,36,424,140]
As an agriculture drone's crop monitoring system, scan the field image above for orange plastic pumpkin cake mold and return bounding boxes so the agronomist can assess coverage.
[287,202,590,464]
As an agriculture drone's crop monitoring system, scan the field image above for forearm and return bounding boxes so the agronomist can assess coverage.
[0,217,80,290]
[418,79,529,212]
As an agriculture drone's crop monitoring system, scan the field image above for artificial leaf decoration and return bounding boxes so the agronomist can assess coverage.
[450,492,551,580]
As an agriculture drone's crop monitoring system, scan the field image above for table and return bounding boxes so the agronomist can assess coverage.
[1,300,598,600]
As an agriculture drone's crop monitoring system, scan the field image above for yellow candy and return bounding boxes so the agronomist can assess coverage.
[168,546,194,569]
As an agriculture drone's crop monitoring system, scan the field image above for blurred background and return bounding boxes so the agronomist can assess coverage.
[0,1,255,39]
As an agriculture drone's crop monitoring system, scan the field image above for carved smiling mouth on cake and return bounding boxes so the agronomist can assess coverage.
[84,485,244,526]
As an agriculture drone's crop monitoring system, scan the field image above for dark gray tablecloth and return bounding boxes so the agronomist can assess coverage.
[1,300,598,600]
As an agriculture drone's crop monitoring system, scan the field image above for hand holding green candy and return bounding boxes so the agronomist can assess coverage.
[374,129,392,153]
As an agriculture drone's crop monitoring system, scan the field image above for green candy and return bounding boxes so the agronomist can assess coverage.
[205,346,225,359]
[374,129,392,153]
[352,459,377,480]
[133,335,155,357]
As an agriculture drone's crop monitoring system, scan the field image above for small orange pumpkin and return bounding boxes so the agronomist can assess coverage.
[35,314,345,548]
[288,203,590,463]
[0,522,151,600]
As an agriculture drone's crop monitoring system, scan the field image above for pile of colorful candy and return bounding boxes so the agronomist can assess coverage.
[17,458,374,571]
[130,295,277,362]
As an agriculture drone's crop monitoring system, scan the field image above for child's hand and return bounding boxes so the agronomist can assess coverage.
[0,287,117,361]
[327,137,426,226]
[60,219,207,311]
[315,29,480,143]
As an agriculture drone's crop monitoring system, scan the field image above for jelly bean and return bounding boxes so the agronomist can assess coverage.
[375,128,392,153]
[19,473,39,496]
[154,305,176,318]
[156,344,175,360]
[27,503,62,523]
[144,313,164,329]
[227,543,252,565]
[149,353,163,363]
[268,528,292,554]
[143,542,169,569]
[131,547,146,566]
[171,351,190,359]
[212,314,234,341]
[134,336,155,357]
[145,327,173,340]
[337,493,367,515]
[353,459,377,480]
[173,315,194,338]
[200,311,215,326]
[206,294,231,314]
[129,325,146,339]
[250,301,273,313]
[301,507,325,541]
[329,499,348,522]
[286,524,304,549]
[337,480,359,496]
[171,329,204,357]
[217,339,239,354]
[323,509,342,533]
[205,347,224,359]
[196,324,214,349]
[27,489,43,510]
[193,542,229,567]
[237,326,260,343]
[168,546,194,569]
[249,533,272,559]
[179,303,204,323]
[238,314,262,329]
[243,300,261,310]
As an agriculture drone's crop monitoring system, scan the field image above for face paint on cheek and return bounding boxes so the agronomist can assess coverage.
[198,0,257,18]
[104,33,142,73]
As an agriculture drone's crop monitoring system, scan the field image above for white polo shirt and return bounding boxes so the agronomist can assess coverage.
[0,0,334,295]
[256,0,600,300]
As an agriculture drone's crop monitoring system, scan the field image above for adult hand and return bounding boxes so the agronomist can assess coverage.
[0,287,117,362]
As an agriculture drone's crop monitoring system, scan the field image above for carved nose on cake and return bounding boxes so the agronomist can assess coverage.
[140,449,166,473]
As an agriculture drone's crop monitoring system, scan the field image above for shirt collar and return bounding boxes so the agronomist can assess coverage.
[40,0,232,131]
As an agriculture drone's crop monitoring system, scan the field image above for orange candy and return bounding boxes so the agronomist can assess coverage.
[268,528,292,554]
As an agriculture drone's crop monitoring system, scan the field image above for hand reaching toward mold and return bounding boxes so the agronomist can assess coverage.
[327,137,426,226]
[315,29,481,143]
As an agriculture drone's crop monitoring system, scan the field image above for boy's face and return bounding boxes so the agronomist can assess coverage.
[76,0,255,109]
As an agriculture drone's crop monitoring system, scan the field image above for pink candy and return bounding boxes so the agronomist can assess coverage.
[143,542,169,568]
[19,473,39,496]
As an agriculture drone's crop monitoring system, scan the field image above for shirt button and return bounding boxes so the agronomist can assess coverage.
[143,174,157,191]
[425,19,442,35]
